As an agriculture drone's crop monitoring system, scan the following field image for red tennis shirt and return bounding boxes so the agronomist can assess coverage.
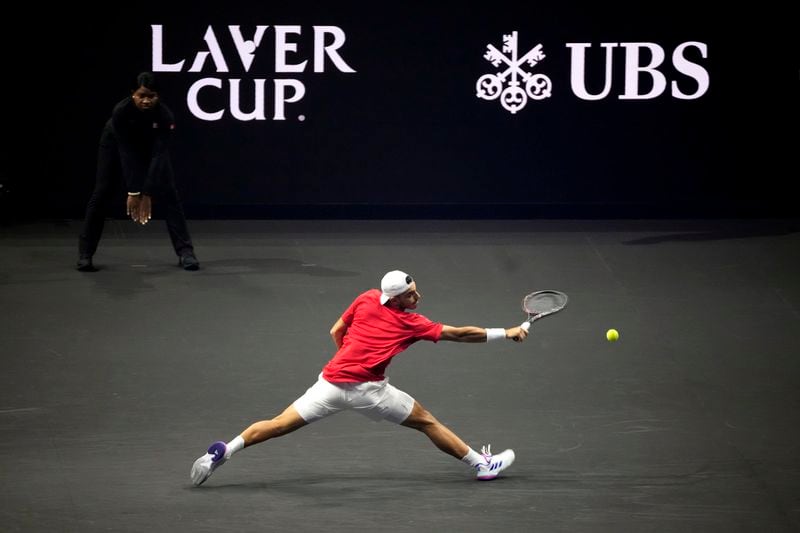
[322,289,443,382]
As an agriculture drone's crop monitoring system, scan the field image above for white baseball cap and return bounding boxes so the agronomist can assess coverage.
[380,270,413,304]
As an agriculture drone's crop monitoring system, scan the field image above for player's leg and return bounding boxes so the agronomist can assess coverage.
[401,400,515,480]
[402,400,470,460]
[191,404,310,487]
[191,374,346,486]
[401,401,469,458]
[350,381,472,460]
[350,381,514,479]
[240,404,308,445]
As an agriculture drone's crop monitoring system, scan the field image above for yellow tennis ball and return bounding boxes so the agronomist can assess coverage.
[606,329,619,342]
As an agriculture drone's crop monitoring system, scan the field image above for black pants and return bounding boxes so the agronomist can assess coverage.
[78,129,195,259]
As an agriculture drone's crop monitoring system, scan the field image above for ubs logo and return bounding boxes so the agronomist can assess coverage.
[477,31,709,114]
[477,31,552,114]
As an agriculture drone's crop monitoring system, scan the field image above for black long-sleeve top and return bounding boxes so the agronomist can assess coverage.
[108,97,176,195]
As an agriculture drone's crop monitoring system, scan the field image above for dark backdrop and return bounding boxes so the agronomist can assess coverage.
[6,2,798,220]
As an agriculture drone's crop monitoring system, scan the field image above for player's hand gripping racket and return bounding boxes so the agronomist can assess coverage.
[515,290,568,339]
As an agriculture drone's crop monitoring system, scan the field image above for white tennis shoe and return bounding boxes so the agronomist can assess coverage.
[475,444,515,480]
[191,441,228,486]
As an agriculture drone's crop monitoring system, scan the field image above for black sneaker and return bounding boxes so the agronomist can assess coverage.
[179,253,200,271]
[76,256,97,272]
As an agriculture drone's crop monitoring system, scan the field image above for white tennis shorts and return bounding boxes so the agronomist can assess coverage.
[293,373,415,424]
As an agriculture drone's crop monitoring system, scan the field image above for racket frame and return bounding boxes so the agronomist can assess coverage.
[520,289,568,331]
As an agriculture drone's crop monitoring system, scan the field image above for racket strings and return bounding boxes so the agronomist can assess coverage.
[523,292,567,314]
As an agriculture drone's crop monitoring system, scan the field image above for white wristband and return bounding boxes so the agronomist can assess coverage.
[486,328,506,342]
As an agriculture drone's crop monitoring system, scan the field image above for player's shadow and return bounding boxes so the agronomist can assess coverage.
[189,470,525,496]
[194,257,359,277]
[622,222,798,245]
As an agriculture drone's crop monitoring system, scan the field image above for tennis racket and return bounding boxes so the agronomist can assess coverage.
[518,290,568,335]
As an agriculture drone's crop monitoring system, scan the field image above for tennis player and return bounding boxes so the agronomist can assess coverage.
[191,270,528,486]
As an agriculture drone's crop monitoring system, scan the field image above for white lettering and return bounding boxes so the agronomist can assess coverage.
[275,26,307,73]
[229,25,268,73]
[186,78,305,121]
[230,79,267,120]
[568,41,707,101]
[314,26,356,73]
[568,43,616,101]
[274,79,306,120]
[188,27,229,72]
[187,78,225,121]
[151,24,356,75]
[671,41,709,99]
[151,25,184,72]
[620,42,666,100]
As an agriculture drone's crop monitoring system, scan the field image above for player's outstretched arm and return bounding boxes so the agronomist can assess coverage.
[440,325,527,343]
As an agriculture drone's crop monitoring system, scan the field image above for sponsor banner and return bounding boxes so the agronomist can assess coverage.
[17,4,798,217]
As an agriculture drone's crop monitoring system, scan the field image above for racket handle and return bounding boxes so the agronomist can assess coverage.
[521,322,530,331]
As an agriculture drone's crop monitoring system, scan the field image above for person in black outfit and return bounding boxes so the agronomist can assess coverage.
[77,71,199,271]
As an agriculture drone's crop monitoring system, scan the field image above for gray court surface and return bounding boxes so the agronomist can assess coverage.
[1,218,799,532]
